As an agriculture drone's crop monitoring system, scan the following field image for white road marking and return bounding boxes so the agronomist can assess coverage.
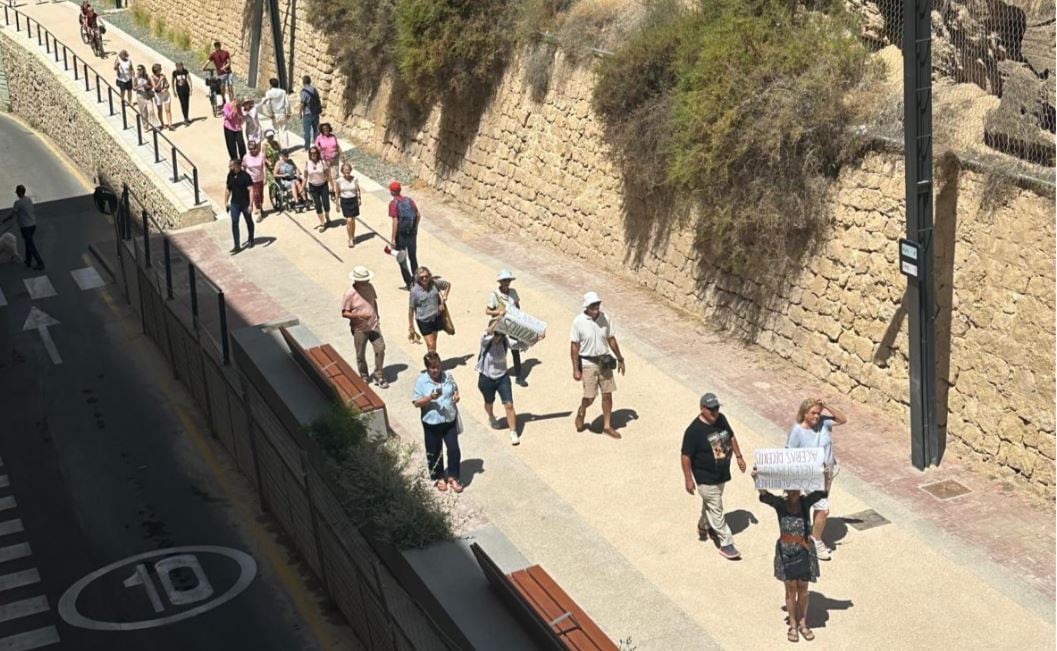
[0,596,49,624]
[0,521,23,538]
[22,277,55,301]
[0,569,40,593]
[0,626,60,651]
[70,267,105,291]
[0,498,15,512]
[0,289,6,308]
[21,309,61,366]
[0,544,32,564]
[0,477,8,489]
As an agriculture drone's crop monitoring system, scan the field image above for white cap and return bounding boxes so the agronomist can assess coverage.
[582,291,602,309]
[496,269,515,282]
[348,266,373,283]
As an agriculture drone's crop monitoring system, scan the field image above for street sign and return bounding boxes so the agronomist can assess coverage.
[898,238,922,279]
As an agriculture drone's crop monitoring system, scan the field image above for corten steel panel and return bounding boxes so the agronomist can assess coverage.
[203,358,235,452]
[320,524,374,641]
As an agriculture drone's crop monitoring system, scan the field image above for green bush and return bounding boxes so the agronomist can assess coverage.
[394,0,519,107]
[152,16,167,40]
[594,0,875,273]
[172,29,192,52]
[305,0,398,100]
[307,406,452,549]
[129,3,151,29]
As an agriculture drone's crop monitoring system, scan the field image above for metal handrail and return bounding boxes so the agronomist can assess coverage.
[2,5,203,205]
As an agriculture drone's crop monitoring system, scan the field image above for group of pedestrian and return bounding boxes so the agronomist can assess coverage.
[115,51,194,131]
[680,393,847,641]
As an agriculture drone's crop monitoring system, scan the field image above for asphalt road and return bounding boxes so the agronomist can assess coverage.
[0,115,355,649]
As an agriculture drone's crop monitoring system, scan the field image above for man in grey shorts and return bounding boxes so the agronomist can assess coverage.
[569,291,626,439]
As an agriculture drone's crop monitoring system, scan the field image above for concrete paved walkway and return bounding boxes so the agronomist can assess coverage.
[9,3,1055,648]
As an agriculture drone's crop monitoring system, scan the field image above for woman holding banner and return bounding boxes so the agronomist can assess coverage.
[786,399,847,561]
[753,468,827,643]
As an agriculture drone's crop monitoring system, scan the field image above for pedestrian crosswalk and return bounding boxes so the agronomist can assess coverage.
[0,458,60,650]
[0,266,109,311]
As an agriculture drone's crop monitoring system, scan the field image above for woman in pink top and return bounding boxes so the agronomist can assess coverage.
[222,97,246,162]
[302,146,334,232]
[241,140,267,222]
[313,123,340,173]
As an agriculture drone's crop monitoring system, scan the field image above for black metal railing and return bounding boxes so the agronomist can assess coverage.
[3,5,202,205]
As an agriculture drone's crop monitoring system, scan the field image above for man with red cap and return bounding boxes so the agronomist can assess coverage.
[388,181,420,290]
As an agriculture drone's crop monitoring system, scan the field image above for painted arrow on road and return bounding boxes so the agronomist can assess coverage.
[23,306,61,365]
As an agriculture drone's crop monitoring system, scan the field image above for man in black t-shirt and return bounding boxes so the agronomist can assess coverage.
[680,392,746,560]
[224,159,255,253]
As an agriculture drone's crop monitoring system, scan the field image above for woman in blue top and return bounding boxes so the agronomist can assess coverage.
[412,352,463,493]
[785,398,847,560]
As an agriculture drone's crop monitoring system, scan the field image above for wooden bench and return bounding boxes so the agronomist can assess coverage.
[471,543,618,651]
[281,327,390,440]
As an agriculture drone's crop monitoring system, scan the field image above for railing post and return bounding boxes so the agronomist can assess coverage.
[107,86,114,114]
[83,63,90,91]
[73,56,79,80]
[63,47,69,71]
[136,113,143,145]
[142,210,151,268]
[95,75,101,103]
[45,31,50,54]
[36,24,41,46]
[152,128,160,163]
[192,167,200,205]
[14,12,19,32]
[218,291,230,365]
[121,184,131,241]
[171,147,179,183]
[53,36,60,62]
[163,238,173,299]
[188,264,199,329]
[121,100,128,130]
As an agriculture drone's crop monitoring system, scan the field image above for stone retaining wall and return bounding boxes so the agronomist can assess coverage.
[0,28,209,229]
[94,1,1057,494]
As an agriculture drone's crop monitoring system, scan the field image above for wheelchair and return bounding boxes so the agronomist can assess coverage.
[268,175,304,213]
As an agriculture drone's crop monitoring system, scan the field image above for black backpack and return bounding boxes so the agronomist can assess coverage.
[302,85,322,115]
[395,197,416,237]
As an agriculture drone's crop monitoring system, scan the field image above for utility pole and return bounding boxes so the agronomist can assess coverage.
[902,0,939,469]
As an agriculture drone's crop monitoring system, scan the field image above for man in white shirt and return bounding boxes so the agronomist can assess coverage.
[569,291,626,439]
[261,77,291,148]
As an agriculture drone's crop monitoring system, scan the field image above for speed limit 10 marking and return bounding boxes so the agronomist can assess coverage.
[59,546,257,631]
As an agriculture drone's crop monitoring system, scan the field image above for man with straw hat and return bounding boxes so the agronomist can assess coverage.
[342,266,389,389]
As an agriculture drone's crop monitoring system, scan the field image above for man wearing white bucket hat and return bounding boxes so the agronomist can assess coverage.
[341,266,389,389]
[569,291,626,439]
[485,268,525,384]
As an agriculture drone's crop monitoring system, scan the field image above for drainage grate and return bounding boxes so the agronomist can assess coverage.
[841,509,891,531]
[920,479,972,501]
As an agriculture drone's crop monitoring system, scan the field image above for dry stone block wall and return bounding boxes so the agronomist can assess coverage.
[0,30,207,229]
[122,3,1057,494]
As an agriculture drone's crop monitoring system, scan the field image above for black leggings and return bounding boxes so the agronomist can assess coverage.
[308,183,330,215]
[224,128,246,162]
[176,87,190,122]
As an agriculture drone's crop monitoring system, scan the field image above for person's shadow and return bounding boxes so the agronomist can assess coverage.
[518,358,542,383]
[381,363,408,384]
[460,458,484,487]
[821,516,852,550]
[805,592,854,628]
[440,354,472,371]
[587,408,639,433]
[726,509,759,535]
[516,411,573,436]
[247,236,276,247]
[352,232,375,245]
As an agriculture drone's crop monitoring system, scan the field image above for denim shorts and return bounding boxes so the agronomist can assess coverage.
[477,373,513,405]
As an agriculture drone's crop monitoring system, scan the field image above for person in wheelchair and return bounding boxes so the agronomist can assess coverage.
[271,151,307,210]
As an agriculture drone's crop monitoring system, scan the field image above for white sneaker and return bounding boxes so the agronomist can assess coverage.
[813,538,831,561]
[509,431,520,446]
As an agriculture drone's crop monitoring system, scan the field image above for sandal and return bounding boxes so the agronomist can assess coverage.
[798,625,814,641]
[317,224,326,232]
[603,428,622,439]
[373,376,389,389]
[434,479,448,492]
[574,408,587,433]
[787,627,799,643]
[448,478,464,494]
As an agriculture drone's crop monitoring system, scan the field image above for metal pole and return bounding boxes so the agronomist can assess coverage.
[121,100,128,129]
[189,264,199,328]
[903,0,939,469]
[192,167,200,204]
[266,0,288,90]
[95,74,101,103]
[108,86,114,115]
[45,31,50,54]
[136,113,143,145]
[163,238,173,299]
[84,62,90,91]
[142,210,151,268]
[218,291,230,364]
[153,128,160,163]
[172,147,179,183]
[121,184,131,240]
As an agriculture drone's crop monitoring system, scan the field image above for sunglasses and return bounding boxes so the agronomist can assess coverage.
[705,405,720,412]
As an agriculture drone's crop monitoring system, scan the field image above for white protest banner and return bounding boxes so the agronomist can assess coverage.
[494,306,547,347]
[753,448,826,492]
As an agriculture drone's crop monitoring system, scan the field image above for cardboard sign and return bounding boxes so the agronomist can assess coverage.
[753,448,826,492]
[494,306,546,346]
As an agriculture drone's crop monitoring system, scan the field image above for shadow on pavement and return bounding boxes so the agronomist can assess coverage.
[383,362,409,383]
[460,458,485,487]
[727,509,759,535]
[516,410,572,436]
[518,357,541,381]
[441,353,472,371]
[822,516,852,549]
[805,592,854,629]
[588,408,639,432]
